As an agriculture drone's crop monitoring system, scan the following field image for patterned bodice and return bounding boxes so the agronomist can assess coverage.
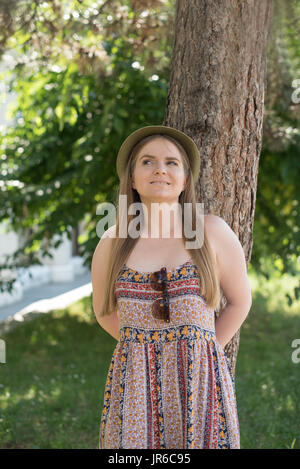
[115,260,216,341]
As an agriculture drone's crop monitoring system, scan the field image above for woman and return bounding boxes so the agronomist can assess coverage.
[91,125,252,449]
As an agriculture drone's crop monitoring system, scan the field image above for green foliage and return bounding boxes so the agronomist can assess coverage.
[0,38,168,289]
[253,141,300,279]
[251,0,300,302]
[0,0,299,307]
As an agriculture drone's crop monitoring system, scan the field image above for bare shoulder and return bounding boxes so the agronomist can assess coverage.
[203,214,225,256]
[204,214,252,308]
[204,214,241,259]
[100,224,117,239]
[204,214,234,238]
[92,224,116,262]
[92,225,117,277]
[204,213,225,230]
[91,226,115,316]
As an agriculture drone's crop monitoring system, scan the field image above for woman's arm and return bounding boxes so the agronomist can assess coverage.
[96,309,120,342]
[205,215,252,348]
[91,231,120,342]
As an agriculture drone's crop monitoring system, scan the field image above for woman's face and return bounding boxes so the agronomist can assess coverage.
[131,137,188,203]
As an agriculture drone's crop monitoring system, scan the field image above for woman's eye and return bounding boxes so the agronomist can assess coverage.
[142,160,177,165]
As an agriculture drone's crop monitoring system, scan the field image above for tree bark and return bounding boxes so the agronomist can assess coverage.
[163,0,273,376]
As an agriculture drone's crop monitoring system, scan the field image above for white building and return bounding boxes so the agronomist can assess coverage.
[0,221,89,308]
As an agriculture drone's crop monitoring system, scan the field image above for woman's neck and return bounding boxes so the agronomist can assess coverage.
[140,201,183,239]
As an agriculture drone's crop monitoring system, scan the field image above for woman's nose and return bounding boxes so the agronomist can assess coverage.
[154,165,166,174]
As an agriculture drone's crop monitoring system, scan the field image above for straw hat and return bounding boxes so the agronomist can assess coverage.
[116,125,200,183]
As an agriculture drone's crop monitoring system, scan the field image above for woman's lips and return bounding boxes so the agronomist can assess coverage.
[150,181,170,185]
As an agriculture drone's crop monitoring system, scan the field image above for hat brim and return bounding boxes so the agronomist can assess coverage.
[116,125,200,183]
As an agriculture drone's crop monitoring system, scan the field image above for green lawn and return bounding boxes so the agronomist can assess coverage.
[0,269,299,449]
[236,267,300,449]
[0,298,116,449]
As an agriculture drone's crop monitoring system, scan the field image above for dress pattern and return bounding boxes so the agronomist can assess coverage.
[99,260,240,449]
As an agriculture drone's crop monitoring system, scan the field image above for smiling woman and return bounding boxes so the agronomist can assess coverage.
[92,125,250,449]
[130,136,189,237]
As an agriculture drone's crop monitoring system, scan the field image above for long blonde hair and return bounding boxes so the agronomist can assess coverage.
[99,133,221,316]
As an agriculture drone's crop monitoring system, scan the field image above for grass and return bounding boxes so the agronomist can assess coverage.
[236,267,300,449]
[0,298,117,449]
[0,267,299,449]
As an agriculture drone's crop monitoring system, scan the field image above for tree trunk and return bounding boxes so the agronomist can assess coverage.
[163,0,273,376]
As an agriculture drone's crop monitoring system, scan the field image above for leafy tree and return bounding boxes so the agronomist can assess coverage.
[0,39,169,291]
[253,0,300,303]
[0,0,299,309]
